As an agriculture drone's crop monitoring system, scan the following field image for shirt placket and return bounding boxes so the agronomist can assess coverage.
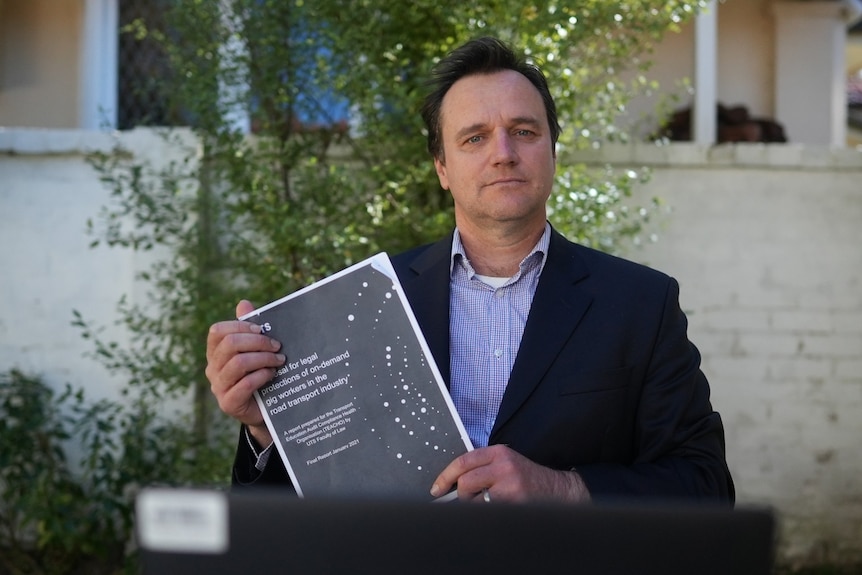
[486,286,510,438]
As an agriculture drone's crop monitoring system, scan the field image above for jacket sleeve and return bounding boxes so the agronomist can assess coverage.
[231,425,297,493]
[574,279,735,505]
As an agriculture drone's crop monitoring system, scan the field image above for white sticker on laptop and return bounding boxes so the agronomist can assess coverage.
[136,488,228,554]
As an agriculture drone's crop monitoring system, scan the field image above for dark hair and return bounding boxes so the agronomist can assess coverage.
[420,36,561,160]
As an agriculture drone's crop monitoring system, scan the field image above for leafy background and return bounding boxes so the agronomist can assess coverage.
[1,2,706,573]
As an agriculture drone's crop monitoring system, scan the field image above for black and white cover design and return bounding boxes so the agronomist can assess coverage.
[241,253,472,500]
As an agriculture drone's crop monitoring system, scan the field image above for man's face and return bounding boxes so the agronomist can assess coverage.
[434,70,556,234]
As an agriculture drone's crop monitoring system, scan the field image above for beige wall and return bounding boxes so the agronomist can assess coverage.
[623,0,862,144]
[717,0,776,118]
[849,32,862,72]
[617,17,694,138]
[846,31,861,147]
[622,0,779,138]
[0,0,83,128]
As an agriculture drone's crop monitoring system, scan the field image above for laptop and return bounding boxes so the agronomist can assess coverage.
[136,487,775,575]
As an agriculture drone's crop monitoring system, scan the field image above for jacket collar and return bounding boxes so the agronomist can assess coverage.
[396,227,593,437]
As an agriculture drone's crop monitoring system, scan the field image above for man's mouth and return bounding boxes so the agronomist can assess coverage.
[486,178,524,187]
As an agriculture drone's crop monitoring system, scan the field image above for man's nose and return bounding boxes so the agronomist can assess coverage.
[491,130,517,164]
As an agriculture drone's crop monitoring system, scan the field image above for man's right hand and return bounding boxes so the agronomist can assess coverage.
[205,300,284,446]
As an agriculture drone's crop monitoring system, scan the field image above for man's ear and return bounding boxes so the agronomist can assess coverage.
[434,156,450,191]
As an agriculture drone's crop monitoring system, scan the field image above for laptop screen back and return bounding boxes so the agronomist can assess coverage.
[137,488,775,575]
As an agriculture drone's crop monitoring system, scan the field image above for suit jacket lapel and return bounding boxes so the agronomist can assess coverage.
[491,230,593,439]
[395,236,453,387]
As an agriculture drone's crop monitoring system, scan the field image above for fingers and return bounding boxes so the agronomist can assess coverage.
[213,359,275,427]
[205,306,285,427]
[209,326,282,373]
[430,447,496,500]
[236,299,255,318]
[430,446,572,503]
[206,318,260,357]
[207,321,280,373]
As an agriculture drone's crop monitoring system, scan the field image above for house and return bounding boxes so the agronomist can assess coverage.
[1,0,861,145]
[620,0,862,146]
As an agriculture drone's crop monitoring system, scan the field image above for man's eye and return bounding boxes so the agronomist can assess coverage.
[467,135,482,144]
[516,129,534,136]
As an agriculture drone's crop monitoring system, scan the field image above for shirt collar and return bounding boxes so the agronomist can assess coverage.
[450,222,551,279]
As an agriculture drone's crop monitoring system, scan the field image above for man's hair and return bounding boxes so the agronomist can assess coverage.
[420,36,561,160]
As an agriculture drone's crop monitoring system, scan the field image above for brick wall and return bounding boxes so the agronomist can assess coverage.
[568,143,862,567]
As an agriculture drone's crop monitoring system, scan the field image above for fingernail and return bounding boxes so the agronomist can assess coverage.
[249,323,262,333]
[430,484,440,497]
[270,339,281,350]
[275,353,286,363]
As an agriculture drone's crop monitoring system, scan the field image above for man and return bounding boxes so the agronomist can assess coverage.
[206,37,734,504]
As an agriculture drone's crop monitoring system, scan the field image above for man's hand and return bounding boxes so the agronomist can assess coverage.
[430,444,591,504]
[205,300,284,446]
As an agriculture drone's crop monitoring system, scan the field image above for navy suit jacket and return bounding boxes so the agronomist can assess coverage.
[235,228,734,503]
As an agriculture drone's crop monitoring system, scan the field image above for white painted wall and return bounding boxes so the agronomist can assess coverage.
[1,128,861,567]
[0,128,197,403]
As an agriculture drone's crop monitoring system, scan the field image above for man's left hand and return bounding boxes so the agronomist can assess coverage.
[430,444,591,504]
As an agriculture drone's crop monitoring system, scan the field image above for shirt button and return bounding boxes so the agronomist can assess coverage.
[494,349,503,358]
[495,290,505,299]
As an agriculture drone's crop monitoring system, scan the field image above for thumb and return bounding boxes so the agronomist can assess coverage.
[235,299,255,319]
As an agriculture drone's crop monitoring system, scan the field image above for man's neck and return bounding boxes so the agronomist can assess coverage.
[456,220,546,277]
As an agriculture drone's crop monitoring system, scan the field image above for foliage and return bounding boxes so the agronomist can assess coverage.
[300,0,706,250]
[0,369,126,574]
[15,0,707,571]
[0,363,235,574]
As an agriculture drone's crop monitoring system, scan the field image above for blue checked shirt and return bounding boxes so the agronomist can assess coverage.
[449,224,550,448]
